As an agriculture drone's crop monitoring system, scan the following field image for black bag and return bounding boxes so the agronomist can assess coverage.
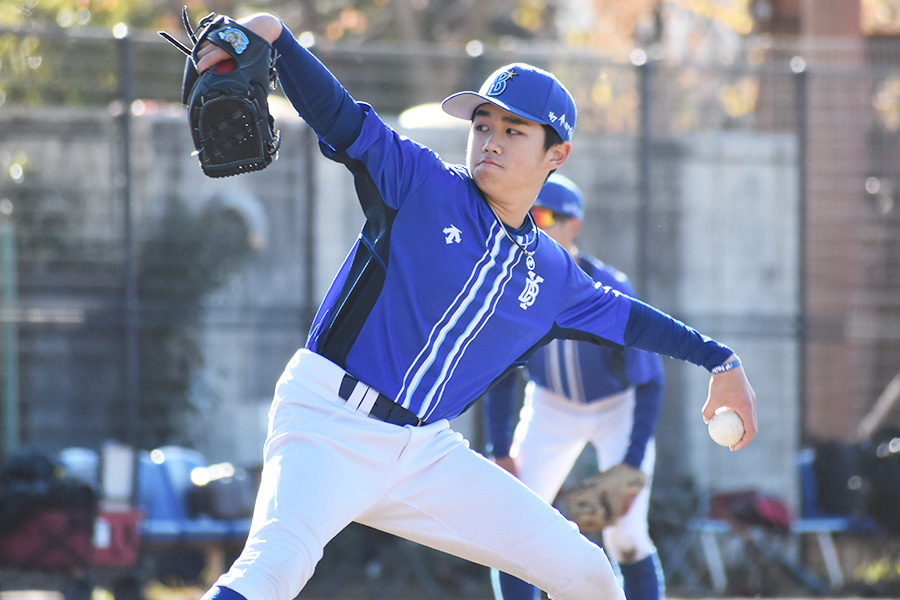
[187,466,256,520]
[812,440,868,516]
[0,449,95,536]
[864,430,900,533]
[0,448,97,569]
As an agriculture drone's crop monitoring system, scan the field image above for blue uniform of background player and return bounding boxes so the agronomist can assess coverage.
[192,13,757,600]
[483,174,665,600]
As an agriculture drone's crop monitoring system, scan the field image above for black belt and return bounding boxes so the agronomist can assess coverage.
[338,373,425,427]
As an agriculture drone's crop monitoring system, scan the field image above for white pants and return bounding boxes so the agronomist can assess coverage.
[511,382,657,564]
[214,350,624,600]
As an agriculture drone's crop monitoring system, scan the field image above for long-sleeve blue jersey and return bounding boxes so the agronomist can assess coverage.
[272,25,731,424]
[483,256,665,467]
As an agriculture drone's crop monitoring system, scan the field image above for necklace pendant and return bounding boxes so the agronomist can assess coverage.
[483,197,540,261]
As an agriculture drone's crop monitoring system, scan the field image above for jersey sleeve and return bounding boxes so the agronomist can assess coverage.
[624,300,733,370]
[580,256,666,468]
[589,260,666,388]
[272,24,365,153]
[481,369,521,459]
[341,107,463,212]
[552,258,634,348]
[624,377,663,468]
[274,24,463,216]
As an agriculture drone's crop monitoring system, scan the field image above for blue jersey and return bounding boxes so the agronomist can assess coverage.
[484,256,665,466]
[272,27,731,424]
[528,256,663,400]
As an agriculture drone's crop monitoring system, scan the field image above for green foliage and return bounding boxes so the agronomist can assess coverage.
[2,0,181,30]
[5,159,255,447]
[139,199,253,306]
[136,197,255,445]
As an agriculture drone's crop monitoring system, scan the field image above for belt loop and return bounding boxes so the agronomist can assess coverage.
[336,370,425,427]
[357,387,378,416]
[339,373,358,400]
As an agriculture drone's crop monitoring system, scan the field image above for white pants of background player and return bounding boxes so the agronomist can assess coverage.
[510,383,657,565]
[212,349,624,600]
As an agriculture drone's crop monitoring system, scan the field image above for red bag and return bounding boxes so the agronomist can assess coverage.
[92,509,143,568]
[0,508,93,569]
[711,489,794,533]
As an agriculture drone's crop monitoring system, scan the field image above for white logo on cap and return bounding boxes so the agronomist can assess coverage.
[487,69,518,97]
[548,111,574,139]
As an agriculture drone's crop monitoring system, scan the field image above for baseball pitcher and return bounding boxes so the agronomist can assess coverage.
[178,12,758,600]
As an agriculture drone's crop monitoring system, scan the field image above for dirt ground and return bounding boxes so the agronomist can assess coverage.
[0,587,887,600]
[3,522,899,600]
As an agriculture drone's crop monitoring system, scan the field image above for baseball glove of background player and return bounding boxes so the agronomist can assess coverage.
[160,8,280,178]
[560,463,649,532]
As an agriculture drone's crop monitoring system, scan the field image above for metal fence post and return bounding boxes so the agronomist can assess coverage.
[1,217,18,460]
[635,51,652,298]
[116,24,140,447]
[792,56,809,445]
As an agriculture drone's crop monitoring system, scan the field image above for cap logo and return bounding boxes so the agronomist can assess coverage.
[486,68,519,97]
[549,111,574,140]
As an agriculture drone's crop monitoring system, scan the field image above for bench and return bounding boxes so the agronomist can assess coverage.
[136,446,253,583]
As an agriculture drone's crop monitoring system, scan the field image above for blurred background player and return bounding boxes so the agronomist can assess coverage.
[483,174,666,600]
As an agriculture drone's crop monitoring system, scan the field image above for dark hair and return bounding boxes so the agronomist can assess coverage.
[543,124,563,151]
[542,125,565,178]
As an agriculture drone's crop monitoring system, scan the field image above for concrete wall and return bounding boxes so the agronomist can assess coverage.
[674,132,800,506]
[1,106,802,510]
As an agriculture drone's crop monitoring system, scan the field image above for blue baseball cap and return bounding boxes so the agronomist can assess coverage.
[441,63,576,142]
[535,173,584,220]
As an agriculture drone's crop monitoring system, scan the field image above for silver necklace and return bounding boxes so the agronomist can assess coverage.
[484,199,539,259]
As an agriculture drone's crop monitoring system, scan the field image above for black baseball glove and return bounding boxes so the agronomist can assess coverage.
[160,8,281,178]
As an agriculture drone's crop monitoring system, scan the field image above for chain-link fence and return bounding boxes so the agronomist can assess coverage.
[2,25,900,482]
[5,20,900,599]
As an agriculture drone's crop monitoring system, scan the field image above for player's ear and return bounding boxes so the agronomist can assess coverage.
[546,141,572,172]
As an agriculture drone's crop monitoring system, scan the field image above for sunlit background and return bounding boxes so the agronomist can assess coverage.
[3,1,900,598]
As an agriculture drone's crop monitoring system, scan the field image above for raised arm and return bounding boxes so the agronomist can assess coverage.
[195,13,364,153]
[194,13,283,72]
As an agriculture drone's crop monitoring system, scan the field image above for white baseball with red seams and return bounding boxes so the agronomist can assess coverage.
[708,407,745,447]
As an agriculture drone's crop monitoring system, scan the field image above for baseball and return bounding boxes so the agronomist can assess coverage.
[708,407,744,447]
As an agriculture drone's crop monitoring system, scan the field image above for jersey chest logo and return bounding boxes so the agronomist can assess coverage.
[518,269,543,309]
[443,224,462,244]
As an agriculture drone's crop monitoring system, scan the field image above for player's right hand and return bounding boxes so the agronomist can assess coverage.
[702,357,757,450]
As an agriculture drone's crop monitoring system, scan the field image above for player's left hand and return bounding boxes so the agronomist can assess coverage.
[702,355,757,450]
[195,13,283,73]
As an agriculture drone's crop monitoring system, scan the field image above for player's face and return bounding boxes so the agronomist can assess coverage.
[467,103,569,210]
